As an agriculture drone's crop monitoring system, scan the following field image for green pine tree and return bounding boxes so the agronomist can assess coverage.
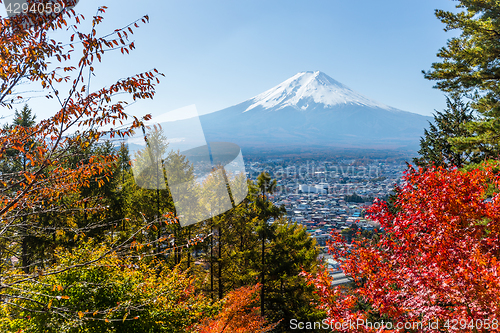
[13,104,36,127]
[424,0,500,157]
[413,95,482,168]
[0,104,37,273]
[264,220,324,332]
[0,104,37,174]
[255,172,284,317]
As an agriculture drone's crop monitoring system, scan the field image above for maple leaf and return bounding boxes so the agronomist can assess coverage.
[304,165,500,332]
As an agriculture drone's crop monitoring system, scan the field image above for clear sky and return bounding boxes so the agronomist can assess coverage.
[1,0,459,121]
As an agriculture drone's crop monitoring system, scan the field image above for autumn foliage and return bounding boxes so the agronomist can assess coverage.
[0,0,157,221]
[0,0,171,325]
[0,3,291,331]
[195,284,278,333]
[304,165,500,332]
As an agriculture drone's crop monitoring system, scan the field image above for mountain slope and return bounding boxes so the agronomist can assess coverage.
[244,71,392,112]
[197,71,432,150]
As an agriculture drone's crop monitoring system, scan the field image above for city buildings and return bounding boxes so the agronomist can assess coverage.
[245,157,405,284]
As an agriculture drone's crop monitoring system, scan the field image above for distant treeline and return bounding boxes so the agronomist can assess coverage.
[345,193,374,203]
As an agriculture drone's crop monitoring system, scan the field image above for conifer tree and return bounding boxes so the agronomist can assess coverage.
[264,220,324,332]
[254,172,284,317]
[413,95,482,168]
[13,104,36,128]
[424,0,500,157]
[2,104,37,272]
[0,104,36,174]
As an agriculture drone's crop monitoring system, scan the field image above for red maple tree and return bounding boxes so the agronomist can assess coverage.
[195,284,278,333]
[304,165,500,332]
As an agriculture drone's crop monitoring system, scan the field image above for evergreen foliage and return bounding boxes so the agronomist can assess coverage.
[424,0,500,156]
[413,95,482,168]
[344,192,373,203]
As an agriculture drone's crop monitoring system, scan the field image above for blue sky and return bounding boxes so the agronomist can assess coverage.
[1,0,459,120]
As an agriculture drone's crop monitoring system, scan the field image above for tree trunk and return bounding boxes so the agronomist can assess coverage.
[187,227,191,271]
[261,235,265,317]
[210,219,214,301]
[218,225,223,300]
[156,188,160,256]
[22,232,29,273]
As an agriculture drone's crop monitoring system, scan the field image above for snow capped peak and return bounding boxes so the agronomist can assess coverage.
[244,71,391,112]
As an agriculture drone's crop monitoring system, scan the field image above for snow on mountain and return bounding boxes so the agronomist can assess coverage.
[244,71,391,112]
[159,71,433,151]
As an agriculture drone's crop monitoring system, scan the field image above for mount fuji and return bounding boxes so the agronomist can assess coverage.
[197,71,433,151]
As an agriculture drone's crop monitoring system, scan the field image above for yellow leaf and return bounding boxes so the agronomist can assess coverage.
[78,311,84,319]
